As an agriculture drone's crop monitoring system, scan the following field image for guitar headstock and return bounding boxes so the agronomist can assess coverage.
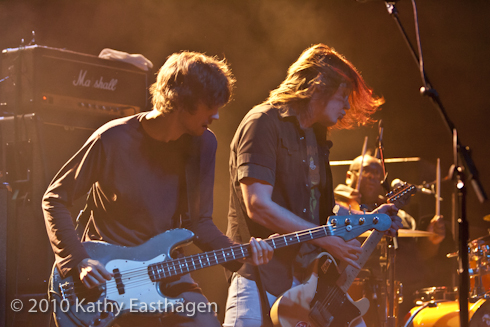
[386,183,417,209]
[327,213,391,241]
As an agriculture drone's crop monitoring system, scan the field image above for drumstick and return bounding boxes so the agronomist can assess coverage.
[436,158,441,217]
[355,136,369,191]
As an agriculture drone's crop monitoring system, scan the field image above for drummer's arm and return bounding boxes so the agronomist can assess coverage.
[418,215,446,260]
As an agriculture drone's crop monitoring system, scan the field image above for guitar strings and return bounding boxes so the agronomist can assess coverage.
[102,223,379,298]
[71,221,386,299]
[107,224,381,296]
[314,233,386,322]
[109,223,340,278]
[70,223,336,298]
[100,224,349,297]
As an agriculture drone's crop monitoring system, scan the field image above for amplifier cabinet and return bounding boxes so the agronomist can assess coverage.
[0,45,150,119]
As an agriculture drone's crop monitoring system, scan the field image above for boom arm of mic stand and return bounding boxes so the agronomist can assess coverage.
[384,1,487,203]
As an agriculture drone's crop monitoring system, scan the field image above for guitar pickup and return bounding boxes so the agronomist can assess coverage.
[113,268,125,295]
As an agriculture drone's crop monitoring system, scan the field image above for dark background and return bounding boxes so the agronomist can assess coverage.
[1,0,489,324]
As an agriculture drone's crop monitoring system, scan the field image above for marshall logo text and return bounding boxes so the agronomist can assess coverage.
[73,69,118,91]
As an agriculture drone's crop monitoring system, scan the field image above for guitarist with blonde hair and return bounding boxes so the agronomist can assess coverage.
[224,44,403,327]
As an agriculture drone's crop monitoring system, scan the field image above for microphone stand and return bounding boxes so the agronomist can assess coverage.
[383,2,487,327]
[374,120,390,193]
[374,123,398,327]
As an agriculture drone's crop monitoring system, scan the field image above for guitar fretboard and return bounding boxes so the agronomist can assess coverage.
[148,224,336,281]
[335,183,416,292]
[336,231,384,293]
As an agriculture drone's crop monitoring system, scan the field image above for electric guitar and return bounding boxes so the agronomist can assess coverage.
[270,183,417,327]
[49,212,392,327]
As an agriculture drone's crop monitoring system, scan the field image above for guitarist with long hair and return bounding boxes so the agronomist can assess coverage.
[224,44,403,327]
[42,51,274,327]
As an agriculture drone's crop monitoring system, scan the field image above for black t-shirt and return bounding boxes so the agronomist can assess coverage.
[43,113,241,277]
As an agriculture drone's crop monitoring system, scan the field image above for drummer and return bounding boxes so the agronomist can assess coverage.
[334,155,447,320]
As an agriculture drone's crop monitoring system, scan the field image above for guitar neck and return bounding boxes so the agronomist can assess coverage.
[334,183,416,292]
[148,224,336,281]
[335,231,384,293]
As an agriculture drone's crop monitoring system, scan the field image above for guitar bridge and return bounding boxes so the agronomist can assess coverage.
[60,281,76,305]
[309,301,334,327]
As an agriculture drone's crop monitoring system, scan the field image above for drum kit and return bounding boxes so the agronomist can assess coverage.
[404,235,490,327]
[333,148,489,327]
[348,232,490,327]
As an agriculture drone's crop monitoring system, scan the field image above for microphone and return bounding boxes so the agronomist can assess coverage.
[391,178,435,195]
[355,0,400,3]
[374,120,383,159]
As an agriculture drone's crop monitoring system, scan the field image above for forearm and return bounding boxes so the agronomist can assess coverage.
[43,196,89,277]
[42,136,103,276]
[192,217,243,272]
[247,195,346,252]
[193,217,236,250]
[248,197,318,235]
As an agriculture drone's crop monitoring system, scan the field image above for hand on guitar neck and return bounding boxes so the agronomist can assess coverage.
[271,184,415,327]
[76,236,273,290]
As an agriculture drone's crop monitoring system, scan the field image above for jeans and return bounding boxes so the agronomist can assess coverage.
[223,273,299,327]
[223,273,366,327]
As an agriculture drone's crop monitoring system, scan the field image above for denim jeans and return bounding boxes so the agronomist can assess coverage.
[223,273,277,327]
[223,272,366,327]
[223,273,303,327]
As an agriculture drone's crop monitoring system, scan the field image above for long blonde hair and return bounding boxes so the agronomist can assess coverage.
[266,44,383,129]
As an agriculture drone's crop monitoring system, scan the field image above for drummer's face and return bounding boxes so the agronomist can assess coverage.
[356,162,384,204]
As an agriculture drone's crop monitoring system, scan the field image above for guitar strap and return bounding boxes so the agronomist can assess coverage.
[180,135,201,230]
[255,266,274,327]
[75,191,94,239]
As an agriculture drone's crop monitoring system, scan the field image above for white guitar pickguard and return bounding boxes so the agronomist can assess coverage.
[104,254,184,313]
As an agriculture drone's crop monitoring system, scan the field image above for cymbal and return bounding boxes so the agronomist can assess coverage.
[359,229,436,238]
[330,157,421,166]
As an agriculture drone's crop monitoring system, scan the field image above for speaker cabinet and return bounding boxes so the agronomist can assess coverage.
[0,113,114,327]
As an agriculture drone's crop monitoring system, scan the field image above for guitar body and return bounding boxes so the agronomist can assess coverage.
[48,213,391,327]
[271,253,369,327]
[271,183,417,327]
[49,228,194,327]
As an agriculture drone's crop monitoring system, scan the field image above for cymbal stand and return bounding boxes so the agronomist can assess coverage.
[373,86,398,327]
[386,236,398,327]
[378,238,389,327]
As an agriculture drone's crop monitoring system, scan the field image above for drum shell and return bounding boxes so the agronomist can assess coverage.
[413,287,458,304]
[405,299,490,327]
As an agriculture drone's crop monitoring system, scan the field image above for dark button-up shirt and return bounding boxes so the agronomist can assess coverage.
[227,104,336,296]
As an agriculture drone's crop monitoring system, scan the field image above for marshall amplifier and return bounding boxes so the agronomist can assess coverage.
[0,45,150,126]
